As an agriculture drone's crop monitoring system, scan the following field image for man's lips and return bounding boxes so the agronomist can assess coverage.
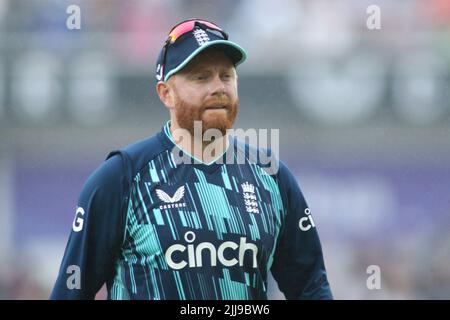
[204,105,227,110]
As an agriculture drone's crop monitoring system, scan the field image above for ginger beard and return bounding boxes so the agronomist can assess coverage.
[173,91,239,137]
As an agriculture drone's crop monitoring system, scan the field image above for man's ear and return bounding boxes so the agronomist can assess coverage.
[156,80,175,109]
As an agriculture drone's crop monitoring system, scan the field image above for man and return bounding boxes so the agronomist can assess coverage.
[51,19,332,300]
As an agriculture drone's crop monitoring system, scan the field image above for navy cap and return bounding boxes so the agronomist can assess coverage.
[156,20,247,82]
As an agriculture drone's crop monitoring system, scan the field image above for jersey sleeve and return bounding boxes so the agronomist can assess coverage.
[270,161,333,300]
[50,154,129,300]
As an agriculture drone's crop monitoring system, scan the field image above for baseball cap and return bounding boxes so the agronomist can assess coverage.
[155,19,247,82]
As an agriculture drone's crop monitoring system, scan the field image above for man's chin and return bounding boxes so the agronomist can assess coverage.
[202,122,232,136]
[200,114,234,136]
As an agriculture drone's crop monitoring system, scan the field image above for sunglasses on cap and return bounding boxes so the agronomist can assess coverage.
[158,19,229,81]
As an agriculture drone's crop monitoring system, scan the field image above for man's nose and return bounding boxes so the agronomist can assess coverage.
[209,74,226,95]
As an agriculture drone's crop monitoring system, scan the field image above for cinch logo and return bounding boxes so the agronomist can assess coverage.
[299,208,316,231]
[165,231,258,270]
[156,186,187,210]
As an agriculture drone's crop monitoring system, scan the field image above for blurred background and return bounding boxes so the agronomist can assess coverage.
[0,0,449,299]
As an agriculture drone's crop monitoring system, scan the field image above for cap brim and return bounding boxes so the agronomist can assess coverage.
[164,40,247,82]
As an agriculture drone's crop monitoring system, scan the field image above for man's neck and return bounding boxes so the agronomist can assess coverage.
[169,122,230,164]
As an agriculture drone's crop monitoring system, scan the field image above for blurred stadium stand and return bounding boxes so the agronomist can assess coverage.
[0,0,449,299]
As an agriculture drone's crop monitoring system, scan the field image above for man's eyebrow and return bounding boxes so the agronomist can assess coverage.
[190,67,209,73]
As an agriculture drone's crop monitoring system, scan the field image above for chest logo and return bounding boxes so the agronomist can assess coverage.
[241,182,259,214]
[156,186,187,209]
